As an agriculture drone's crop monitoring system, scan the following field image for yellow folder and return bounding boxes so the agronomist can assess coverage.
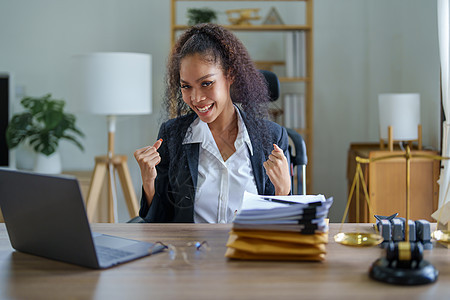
[230,229,328,245]
[226,233,326,255]
[225,247,326,261]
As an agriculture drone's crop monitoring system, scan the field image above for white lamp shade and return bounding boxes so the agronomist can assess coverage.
[72,52,151,115]
[378,93,421,140]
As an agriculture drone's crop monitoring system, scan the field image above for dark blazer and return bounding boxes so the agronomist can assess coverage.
[139,112,290,223]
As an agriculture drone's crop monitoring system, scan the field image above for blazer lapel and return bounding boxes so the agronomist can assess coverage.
[238,108,267,195]
[249,141,266,195]
[184,143,200,190]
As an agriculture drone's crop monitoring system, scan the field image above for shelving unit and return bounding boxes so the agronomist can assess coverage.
[171,0,314,193]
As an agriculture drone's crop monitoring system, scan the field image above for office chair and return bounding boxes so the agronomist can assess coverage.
[259,69,308,195]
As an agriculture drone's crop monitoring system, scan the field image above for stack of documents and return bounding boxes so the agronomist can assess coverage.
[225,192,333,261]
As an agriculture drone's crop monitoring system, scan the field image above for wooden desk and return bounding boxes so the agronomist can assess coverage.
[0,223,449,299]
[347,143,440,223]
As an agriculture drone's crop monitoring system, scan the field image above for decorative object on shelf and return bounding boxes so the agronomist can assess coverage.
[337,146,449,285]
[187,7,217,25]
[263,7,284,25]
[378,93,422,151]
[6,94,84,174]
[72,52,152,223]
[226,8,261,25]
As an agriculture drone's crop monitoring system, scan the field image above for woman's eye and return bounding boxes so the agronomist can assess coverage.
[180,84,190,89]
[202,81,214,87]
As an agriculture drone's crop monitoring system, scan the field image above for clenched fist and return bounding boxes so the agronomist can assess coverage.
[134,139,163,204]
[263,144,291,196]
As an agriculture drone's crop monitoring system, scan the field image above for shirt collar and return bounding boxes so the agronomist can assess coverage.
[182,106,253,156]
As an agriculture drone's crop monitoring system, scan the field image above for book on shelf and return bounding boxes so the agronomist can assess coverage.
[285,31,306,78]
[283,93,305,129]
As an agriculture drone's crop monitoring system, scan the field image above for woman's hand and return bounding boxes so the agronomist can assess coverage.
[134,139,163,204]
[263,144,291,196]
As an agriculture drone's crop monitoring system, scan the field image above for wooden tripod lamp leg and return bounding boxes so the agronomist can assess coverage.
[86,158,108,222]
[115,156,139,218]
[107,162,118,223]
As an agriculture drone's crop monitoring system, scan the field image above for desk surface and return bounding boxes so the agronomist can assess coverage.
[0,223,449,299]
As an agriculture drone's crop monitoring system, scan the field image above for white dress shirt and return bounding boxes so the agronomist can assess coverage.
[182,109,258,223]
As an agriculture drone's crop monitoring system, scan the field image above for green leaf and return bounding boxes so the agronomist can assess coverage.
[5,93,84,155]
[62,134,84,151]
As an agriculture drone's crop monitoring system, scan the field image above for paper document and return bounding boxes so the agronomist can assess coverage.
[241,191,326,209]
[237,191,332,218]
[232,192,333,233]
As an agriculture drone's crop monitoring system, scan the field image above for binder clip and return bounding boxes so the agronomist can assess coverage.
[374,215,432,250]
[415,220,433,250]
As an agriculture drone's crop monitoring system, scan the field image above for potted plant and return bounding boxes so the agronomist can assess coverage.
[6,93,84,173]
[187,7,217,25]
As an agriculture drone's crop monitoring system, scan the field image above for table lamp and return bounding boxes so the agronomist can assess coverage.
[378,93,422,151]
[72,52,152,222]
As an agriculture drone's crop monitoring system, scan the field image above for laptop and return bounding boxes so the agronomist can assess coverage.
[0,168,165,269]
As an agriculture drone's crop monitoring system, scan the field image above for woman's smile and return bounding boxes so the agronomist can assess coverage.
[196,103,214,113]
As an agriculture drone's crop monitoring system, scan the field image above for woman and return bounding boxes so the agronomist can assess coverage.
[134,23,290,223]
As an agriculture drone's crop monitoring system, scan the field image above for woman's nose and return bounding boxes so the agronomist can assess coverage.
[190,90,206,102]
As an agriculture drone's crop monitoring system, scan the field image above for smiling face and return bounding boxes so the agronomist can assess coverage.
[179,53,235,130]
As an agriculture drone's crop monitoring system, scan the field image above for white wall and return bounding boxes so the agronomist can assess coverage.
[0,0,440,222]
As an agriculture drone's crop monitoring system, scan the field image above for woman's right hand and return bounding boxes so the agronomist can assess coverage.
[134,139,163,204]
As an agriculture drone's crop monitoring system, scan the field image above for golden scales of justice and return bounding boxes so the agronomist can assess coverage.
[334,125,450,285]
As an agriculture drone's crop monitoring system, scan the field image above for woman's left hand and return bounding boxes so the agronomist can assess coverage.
[263,144,291,196]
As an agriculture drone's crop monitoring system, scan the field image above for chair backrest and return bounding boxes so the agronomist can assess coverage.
[259,69,280,101]
[259,69,307,195]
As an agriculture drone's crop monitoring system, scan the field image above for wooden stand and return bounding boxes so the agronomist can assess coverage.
[86,155,138,222]
[85,116,139,223]
[380,125,422,151]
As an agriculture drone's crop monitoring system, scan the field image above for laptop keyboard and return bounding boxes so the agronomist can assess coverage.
[96,245,133,261]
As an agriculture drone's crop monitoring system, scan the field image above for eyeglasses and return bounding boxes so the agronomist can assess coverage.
[149,241,210,266]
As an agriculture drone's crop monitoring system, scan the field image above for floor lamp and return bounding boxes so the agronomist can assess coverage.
[73,52,152,222]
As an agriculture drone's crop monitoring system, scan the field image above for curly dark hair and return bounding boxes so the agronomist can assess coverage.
[161,23,272,154]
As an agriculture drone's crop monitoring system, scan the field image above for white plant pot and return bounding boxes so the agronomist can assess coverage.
[34,151,62,174]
